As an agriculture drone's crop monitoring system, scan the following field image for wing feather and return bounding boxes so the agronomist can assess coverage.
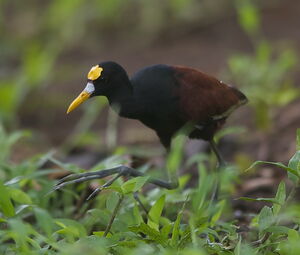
[173,66,247,123]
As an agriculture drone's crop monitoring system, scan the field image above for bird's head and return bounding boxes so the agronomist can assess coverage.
[67,61,127,114]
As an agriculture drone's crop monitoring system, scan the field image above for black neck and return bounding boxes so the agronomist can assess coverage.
[106,79,139,119]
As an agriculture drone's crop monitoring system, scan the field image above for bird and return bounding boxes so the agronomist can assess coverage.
[55,61,247,199]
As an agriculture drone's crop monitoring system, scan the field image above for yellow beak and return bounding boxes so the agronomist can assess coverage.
[67,91,91,114]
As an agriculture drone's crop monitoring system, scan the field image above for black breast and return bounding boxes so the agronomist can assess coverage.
[130,65,185,147]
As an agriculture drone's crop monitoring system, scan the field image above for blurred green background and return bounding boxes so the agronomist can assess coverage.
[1,0,298,154]
[1,0,300,254]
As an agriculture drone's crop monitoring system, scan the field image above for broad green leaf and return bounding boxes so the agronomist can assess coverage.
[34,208,54,237]
[121,176,149,194]
[161,223,172,239]
[55,219,87,238]
[8,187,32,205]
[266,226,290,234]
[148,194,165,231]
[273,181,286,216]
[86,208,111,227]
[106,184,123,193]
[55,221,67,229]
[288,229,300,241]
[129,223,167,246]
[258,206,274,234]
[0,181,15,217]
[93,231,112,238]
[133,201,143,225]
[106,192,120,212]
[56,227,76,236]
[211,200,226,226]
[8,218,33,248]
[288,151,300,183]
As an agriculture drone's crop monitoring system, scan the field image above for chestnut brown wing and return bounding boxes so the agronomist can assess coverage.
[173,66,247,124]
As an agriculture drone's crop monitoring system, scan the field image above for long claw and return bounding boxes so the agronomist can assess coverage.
[56,173,83,185]
[54,175,104,190]
[86,172,124,200]
[52,165,178,201]
[86,188,102,201]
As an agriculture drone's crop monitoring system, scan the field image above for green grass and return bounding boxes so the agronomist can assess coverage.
[1,123,300,255]
[1,1,299,254]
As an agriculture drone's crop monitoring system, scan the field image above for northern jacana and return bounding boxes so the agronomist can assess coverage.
[56,61,247,199]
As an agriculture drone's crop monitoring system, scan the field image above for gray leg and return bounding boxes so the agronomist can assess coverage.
[209,140,226,167]
[54,165,179,199]
[209,140,226,202]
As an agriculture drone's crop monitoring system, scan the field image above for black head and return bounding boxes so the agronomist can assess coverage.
[90,61,129,97]
[67,61,130,113]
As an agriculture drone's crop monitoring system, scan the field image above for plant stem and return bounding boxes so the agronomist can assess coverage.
[104,194,124,237]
